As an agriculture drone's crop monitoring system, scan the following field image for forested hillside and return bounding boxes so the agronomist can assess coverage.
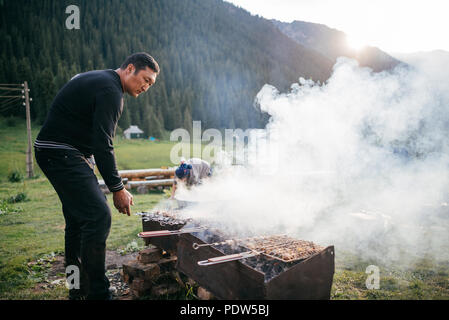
[0,0,335,137]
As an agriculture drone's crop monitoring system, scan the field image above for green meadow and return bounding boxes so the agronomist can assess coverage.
[0,117,448,299]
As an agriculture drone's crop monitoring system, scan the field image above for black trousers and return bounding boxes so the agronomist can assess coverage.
[35,147,111,299]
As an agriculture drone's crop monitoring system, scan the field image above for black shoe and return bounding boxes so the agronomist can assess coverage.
[69,288,87,300]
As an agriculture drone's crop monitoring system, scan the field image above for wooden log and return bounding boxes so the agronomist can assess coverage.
[97,178,128,185]
[145,175,165,180]
[126,179,174,188]
[99,179,174,190]
[118,168,175,179]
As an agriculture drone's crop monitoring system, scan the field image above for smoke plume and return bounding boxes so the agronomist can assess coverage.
[174,57,449,267]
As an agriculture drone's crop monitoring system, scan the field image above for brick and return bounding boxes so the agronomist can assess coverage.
[130,278,152,298]
[138,247,163,264]
[122,259,160,281]
[130,278,152,291]
[120,269,131,284]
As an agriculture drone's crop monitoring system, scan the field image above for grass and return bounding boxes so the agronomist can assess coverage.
[331,265,449,300]
[0,117,448,300]
[0,118,171,299]
[331,251,449,300]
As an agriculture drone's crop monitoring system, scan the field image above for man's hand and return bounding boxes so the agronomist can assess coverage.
[113,188,134,216]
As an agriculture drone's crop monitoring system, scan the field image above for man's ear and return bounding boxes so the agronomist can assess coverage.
[127,64,135,75]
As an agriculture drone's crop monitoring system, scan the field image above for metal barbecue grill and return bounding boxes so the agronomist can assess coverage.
[194,235,324,265]
[138,210,335,299]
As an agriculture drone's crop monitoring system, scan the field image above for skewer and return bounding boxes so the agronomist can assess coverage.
[192,234,288,250]
[137,227,205,238]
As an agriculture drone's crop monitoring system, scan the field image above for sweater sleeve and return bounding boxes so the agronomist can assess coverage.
[92,86,124,192]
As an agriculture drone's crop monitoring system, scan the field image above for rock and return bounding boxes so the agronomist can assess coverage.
[197,287,214,300]
[138,247,163,264]
[122,259,160,282]
[50,279,65,286]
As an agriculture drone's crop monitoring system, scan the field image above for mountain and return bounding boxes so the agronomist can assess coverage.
[272,20,402,72]
[390,50,449,73]
[0,0,335,137]
[390,50,449,96]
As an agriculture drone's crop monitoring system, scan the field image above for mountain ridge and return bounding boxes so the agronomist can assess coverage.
[1,0,401,138]
[272,19,402,72]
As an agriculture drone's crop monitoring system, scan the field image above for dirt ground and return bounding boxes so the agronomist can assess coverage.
[33,251,139,300]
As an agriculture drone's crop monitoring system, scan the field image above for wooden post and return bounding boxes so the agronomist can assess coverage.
[24,81,34,178]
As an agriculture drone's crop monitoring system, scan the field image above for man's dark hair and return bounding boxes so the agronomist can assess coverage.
[120,52,160,74]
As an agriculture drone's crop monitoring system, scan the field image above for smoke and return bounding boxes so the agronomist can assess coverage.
[175,57,449,267]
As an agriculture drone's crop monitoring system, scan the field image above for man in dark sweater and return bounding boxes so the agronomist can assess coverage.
[34,52,159,300]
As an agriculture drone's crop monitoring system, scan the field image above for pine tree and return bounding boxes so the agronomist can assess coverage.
[35,68,56,122]
[0,0,335,131]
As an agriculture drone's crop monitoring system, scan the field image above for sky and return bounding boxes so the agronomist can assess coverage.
[225,0,449,53]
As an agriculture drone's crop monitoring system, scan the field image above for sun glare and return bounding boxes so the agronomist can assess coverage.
[346,34,368,51]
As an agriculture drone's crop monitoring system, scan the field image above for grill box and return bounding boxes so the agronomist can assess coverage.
[141,214,335,299]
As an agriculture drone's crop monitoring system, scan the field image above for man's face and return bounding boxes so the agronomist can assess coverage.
[123,64,157,97]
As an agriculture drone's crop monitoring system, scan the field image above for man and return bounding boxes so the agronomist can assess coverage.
[171,158,212,199]
[34,52,159,300]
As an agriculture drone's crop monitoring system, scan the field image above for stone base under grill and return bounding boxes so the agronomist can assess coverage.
[122,247,215,300]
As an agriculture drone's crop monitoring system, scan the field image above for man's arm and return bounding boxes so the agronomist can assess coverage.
[92,87,132,214]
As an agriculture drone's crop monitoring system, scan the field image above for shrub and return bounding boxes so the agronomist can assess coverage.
[7,192,29,204]
[7,170,23,183]
[117,240,144,255]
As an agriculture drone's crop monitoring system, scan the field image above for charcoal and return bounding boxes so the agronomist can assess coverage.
[138,210,192,227]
